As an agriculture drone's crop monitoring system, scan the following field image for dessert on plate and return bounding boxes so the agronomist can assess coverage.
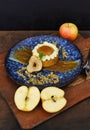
[32,41,59,67]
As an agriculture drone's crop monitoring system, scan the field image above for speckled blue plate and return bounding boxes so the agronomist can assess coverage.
[5,35,83,90]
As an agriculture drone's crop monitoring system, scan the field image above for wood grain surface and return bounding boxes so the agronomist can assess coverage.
[0,31,90,129]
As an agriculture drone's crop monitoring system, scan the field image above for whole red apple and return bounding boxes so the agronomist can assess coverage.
[59,23,78,41]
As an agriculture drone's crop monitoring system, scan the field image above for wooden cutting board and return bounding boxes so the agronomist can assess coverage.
[0,34,90,129]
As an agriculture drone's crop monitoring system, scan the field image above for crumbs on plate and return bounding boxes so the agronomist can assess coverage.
[17,67,59,85]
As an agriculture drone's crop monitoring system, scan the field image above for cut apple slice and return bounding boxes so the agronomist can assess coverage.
[27,55,42,73]
[41,87,67,113]
[14,86,40,111]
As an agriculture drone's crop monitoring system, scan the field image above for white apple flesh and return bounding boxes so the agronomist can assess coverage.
[27,55,42,73]
[41,87,67,113]
[14,86,40,111]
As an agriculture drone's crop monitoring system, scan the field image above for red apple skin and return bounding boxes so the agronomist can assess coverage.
[59,23,78,41]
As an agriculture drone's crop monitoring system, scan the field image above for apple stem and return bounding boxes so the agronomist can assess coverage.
[51,95,56,102]
[68,23,70,27]
[25,96,29,101]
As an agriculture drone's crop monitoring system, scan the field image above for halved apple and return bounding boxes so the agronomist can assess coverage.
[27,55,42,73]
[14,86,40,111]
[41,87,67,113]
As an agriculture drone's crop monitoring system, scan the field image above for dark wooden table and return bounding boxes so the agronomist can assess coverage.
[0,31,90,130]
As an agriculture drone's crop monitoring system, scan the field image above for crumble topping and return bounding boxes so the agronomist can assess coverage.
[17,67,59,85]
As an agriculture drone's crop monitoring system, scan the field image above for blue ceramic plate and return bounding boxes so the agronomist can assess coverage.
[5,35,83,90]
